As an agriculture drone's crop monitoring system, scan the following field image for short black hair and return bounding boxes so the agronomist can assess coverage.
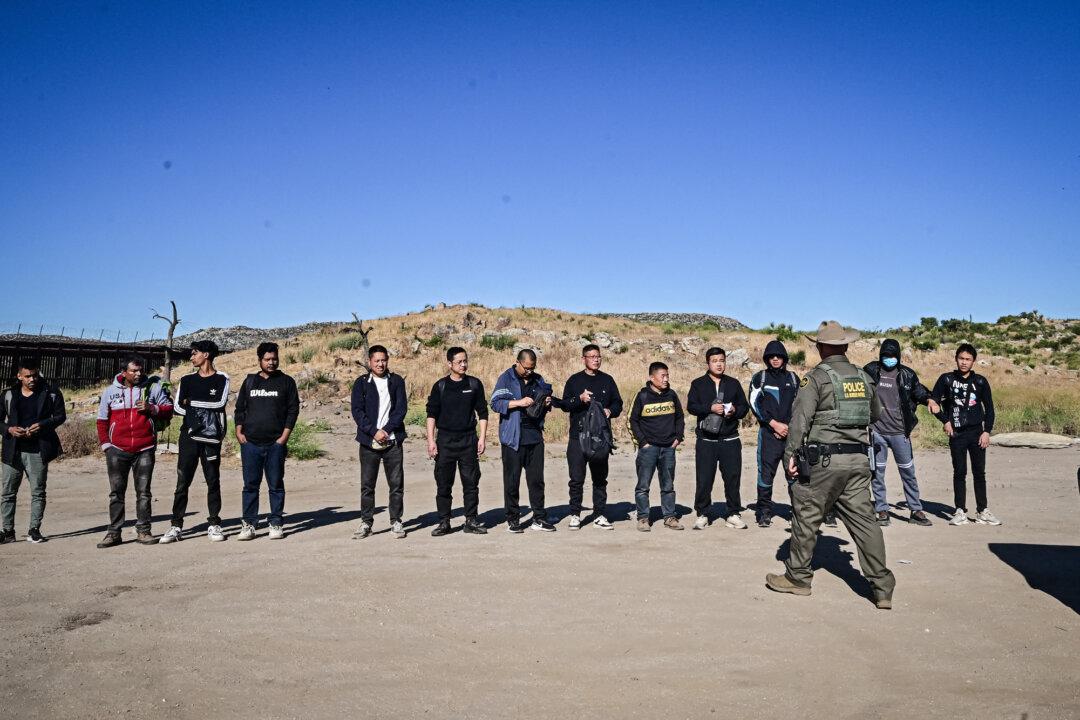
[956,343,978,359]
[648,361,668,375]
[582,344,600,356]
[17,357,40,372]
[516,348,537,363]
[446,346,467,362]
[120,353,146,371]
[190,340,219,359]
[257,342,279,359]
[368,344,389,358]
[705,346,726,362]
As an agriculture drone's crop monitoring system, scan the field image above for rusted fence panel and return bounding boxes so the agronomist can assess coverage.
[0,339,168,388]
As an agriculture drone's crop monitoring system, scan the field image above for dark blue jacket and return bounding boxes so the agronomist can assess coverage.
[351,372,408,448]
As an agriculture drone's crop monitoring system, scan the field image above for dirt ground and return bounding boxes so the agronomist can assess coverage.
[2,423,1078,720]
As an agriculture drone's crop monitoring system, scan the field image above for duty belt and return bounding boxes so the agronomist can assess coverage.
[818,443,869,455]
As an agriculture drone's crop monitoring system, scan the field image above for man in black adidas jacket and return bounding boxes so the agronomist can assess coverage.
[686,347,749,530]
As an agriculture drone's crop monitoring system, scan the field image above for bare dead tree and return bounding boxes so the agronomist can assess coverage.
[351,312,374,371]
[151,300,181,382]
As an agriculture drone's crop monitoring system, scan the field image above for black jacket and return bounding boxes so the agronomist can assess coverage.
[686,374,748,438]
[351,371,408,448]
[0,380,66,464]
[863,361,932,437]
[234,371,301,444]
[931,370,995,433]
[558,370,623,434]
[629,384,685,447]
[748,340,800,427]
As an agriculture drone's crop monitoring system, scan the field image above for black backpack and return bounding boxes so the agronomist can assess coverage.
[579,400,614,460]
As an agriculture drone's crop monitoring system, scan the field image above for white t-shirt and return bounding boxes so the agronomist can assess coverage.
[372,375,395,440]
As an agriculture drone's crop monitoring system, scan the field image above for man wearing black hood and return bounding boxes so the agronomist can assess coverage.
[748,340,800,527]
[863,339,938,526]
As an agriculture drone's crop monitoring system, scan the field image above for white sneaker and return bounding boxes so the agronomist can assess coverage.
[725,513,748,530]
[568,514,582,531]
[237,522,257,541]
[268,524,284,540]
[949,509,970,526]
[975,510,1001,526]
[391,520,406,539]
[693,515,709,530]
[207,525,225,542]
[158,526,183,544]
[592,515,614,530]
[351,522,372,540]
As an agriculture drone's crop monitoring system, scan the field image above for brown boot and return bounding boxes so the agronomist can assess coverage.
[96,533,122,549]
[663,516,684,531]
[637,518,650,532]
[765,573,812,596]
[875,597,893,610]
[135,531,157,545]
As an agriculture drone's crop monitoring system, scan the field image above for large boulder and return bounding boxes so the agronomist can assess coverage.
[726,348,750,368]
[990,432,1073,449]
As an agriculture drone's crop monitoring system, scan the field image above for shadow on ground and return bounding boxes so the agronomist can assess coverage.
[988,543,1080,615]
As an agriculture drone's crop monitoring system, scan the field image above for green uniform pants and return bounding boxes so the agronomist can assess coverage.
[785,454,895,600]
[2,451,48,532]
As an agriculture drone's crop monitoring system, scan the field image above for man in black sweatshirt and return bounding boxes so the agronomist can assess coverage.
[558,344,623,530]
[687,347,750,529]
[425,346,489,537]
[931,343,998,526]
[234,342,300,541]
[160,340,230,544]
[747,340,799,527]
[629,362,685,531]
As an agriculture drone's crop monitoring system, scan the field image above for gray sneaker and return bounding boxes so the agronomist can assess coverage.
[949,508,970,526]
[974,509,1001,526]
[352,522,373,540]
[159,526,183,544]
[268,524,285,540]
[207,525,226,542]
[237,522,257,541]
[391,520,406,539]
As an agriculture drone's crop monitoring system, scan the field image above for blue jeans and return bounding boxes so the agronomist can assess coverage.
[241,441,287,526]
[871,431,922,513]
[635,444,676,519]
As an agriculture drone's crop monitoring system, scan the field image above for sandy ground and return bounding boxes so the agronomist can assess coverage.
[1,424,1078,720]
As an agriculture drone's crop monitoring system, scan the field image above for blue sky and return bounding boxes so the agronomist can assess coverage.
[2,1,1077,335]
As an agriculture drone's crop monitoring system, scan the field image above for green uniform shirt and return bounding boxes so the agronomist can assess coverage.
[783,353,882,463]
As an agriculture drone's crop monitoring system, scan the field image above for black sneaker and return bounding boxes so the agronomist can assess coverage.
[756,513,772,528]
[0,529,16,544]
[26,528,46,543]
[463,518,488,535]
[506,520,525,534]
[823,512,838,528]
[910,511,933,527]
[530,519,556,533]
[431,521,452,537]
[96,533,122,549]
[876,511,891,527]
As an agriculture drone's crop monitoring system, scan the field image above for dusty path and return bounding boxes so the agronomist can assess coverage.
[2,431,1078,720]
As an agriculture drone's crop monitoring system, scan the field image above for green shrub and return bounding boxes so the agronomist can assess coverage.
[286,421,324,460]
[763,323,799,343]
[328,334,366,351]
[480,334,515,351]
[298,371,332,390]
[992,386,1080,436]
[305,418,332,432]
[789,349,806,366]
[421,335,445,348]
[405,402,428,426]
[299,346,317,363]
[912,338,938,352]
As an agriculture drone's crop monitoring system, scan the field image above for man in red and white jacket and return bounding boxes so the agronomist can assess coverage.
[95,354,173,548]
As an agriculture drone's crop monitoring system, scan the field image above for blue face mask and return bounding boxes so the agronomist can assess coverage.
[882,357,899,369]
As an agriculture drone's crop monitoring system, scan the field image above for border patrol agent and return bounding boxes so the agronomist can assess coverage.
[765,321,896,609]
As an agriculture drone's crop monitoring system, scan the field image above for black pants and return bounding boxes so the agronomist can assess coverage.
[695,436,742,516]
[434,431,481,521]
[566,435,608,516]
[360,443,404,524]
[105,447,155,534]
[503,441,546,522]
[171,434,222,527]
[949,428,987,512]
[755,430,786,514]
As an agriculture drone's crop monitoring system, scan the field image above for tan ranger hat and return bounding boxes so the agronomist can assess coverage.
[806,320,861,345]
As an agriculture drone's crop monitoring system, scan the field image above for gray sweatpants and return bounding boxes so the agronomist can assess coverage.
[871,431,922,513]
